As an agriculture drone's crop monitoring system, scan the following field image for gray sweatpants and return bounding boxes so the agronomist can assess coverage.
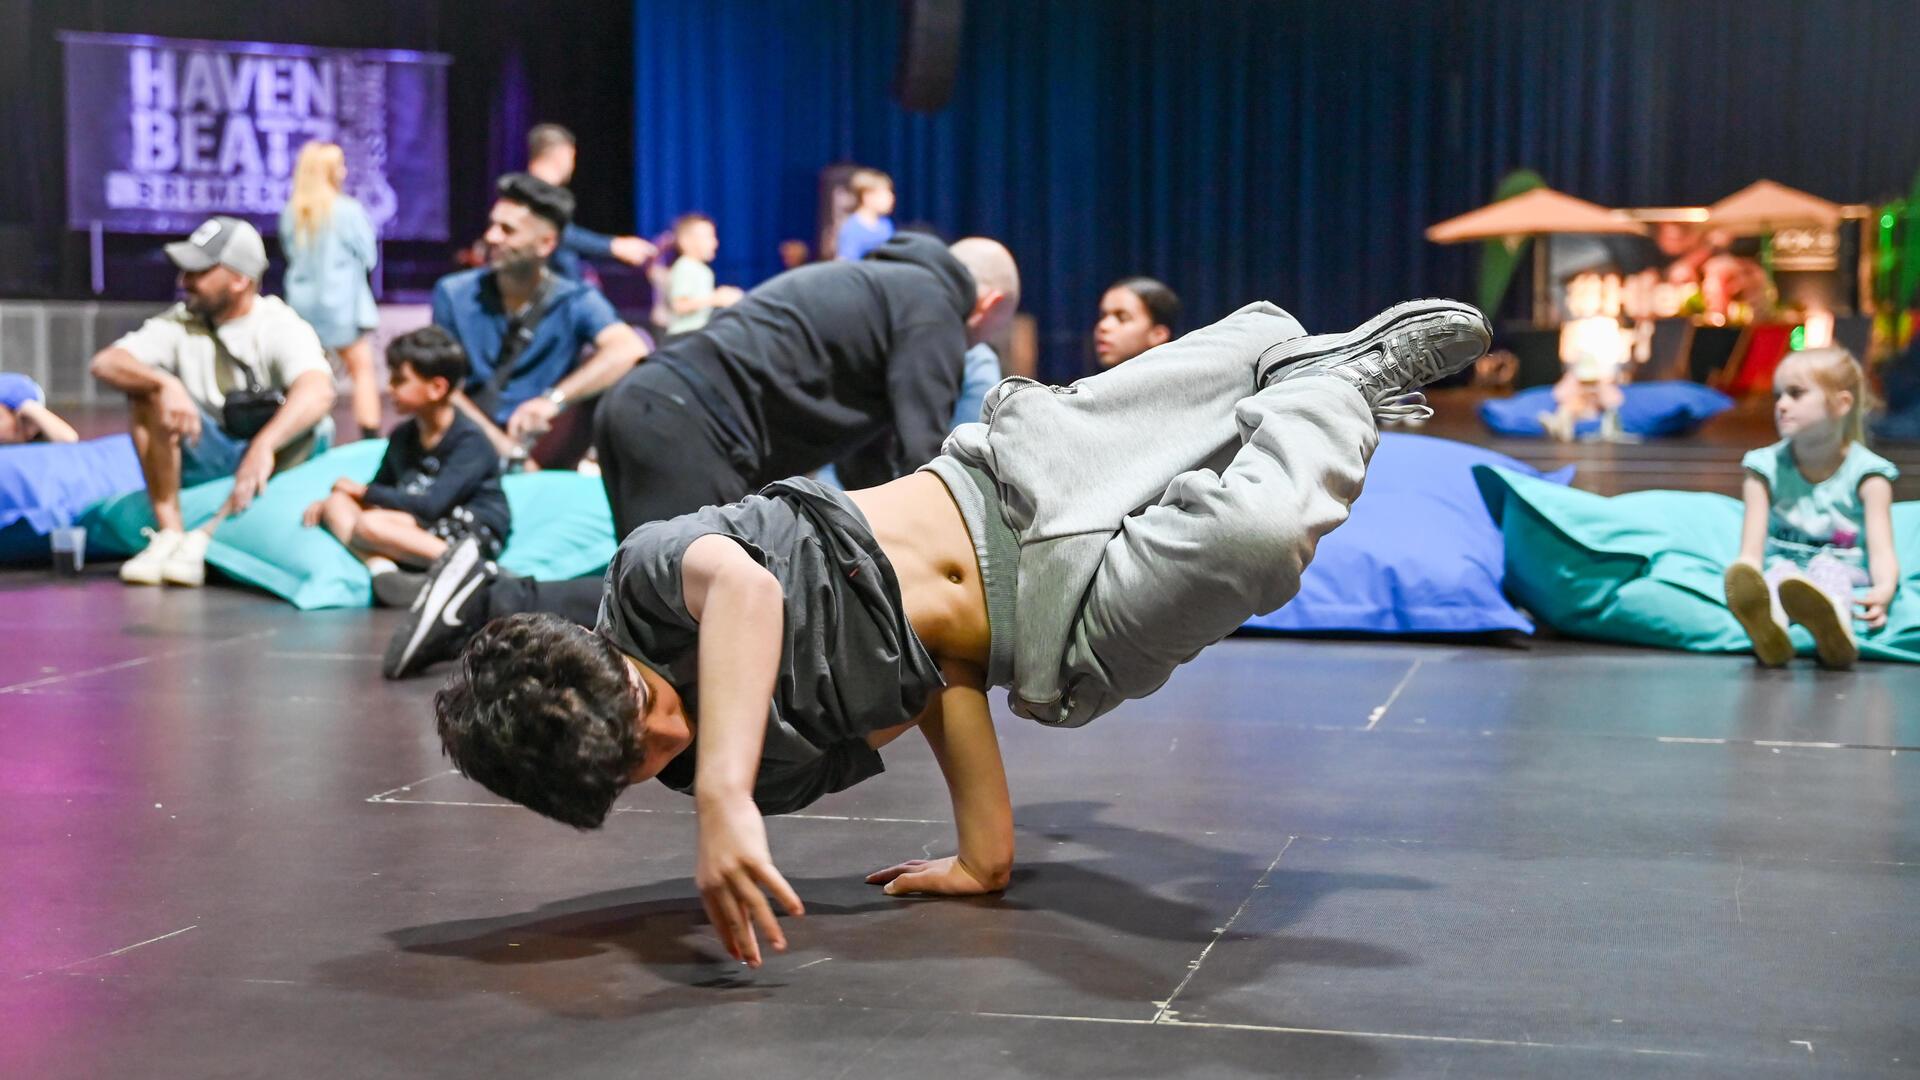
[948,301,1381,726]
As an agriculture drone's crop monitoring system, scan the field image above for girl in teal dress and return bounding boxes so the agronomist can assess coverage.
[1724,348,1899,668]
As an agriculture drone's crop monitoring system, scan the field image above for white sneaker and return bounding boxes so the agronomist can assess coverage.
[160,528,213,587]
[120,528,184,585]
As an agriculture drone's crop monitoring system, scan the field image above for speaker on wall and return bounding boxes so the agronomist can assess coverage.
[891,0,964,112]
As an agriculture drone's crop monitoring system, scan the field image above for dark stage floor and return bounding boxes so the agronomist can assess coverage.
[9,387,1920,1077]
[4,570,1917,1078]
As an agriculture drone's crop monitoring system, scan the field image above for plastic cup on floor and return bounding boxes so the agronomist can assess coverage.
[50,527,86,577]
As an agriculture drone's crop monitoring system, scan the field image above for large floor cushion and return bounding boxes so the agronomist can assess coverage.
[83,441,617,609]
[1480,381,1733,439]
[1242,433,1575,636]
[1474,465,1920,662]
[0,435,147,564]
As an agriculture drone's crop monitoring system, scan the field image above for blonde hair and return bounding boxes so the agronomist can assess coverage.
[848,168,892,199]
[288,142,347,245]
[1789,346,1874,447]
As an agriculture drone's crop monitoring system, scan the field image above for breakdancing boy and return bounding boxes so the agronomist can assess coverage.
[432,298,1490,966]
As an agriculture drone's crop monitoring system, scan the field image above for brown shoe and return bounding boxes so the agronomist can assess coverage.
[1724,562,1792,667]
[1777,575,1858,670]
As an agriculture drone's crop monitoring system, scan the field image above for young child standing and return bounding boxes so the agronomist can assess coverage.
[303,327,511,607]
[1724,347,1899,668]
[834,168,896,261]
[663,213,742,337]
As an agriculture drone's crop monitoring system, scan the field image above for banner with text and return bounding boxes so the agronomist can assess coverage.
[61,32,450,240]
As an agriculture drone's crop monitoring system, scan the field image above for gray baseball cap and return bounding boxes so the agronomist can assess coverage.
[164,216,269,281]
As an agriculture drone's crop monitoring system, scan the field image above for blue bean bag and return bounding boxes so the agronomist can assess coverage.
[1479,381,1734,439]
[1473,465,1920,662]
[1242,434,1575,636]
[82,441,617,609]
[0,435,147,564]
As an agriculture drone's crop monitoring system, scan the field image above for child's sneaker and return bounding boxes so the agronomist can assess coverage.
[1777,575,1858,669]
[1723,562,1792,667]
[119,528,184,585]
[160,528,212,587]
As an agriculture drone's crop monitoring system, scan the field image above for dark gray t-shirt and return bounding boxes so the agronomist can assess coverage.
[595,477,945,814]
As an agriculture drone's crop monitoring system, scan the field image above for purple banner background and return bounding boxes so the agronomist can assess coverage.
[61,32,450,241]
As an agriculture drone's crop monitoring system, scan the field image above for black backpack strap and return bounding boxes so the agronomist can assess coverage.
[473,274,559,414]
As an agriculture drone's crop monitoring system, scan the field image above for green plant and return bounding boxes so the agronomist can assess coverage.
[1476,169,1547,317]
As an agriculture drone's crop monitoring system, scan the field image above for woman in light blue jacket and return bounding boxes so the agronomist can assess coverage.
[281,141,382,437]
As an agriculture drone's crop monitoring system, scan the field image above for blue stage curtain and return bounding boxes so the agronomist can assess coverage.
[635,0,1920,382]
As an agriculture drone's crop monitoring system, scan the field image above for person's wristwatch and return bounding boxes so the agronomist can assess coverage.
[543,387,569,409]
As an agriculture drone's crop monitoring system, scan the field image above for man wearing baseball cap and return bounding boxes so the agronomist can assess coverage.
[90,216,337,587]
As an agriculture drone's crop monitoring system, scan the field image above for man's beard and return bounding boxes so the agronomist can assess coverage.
[491,246,546,282]
[184,289,235,321]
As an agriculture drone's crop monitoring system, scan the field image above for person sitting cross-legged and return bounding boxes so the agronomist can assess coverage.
[303,327,511,608]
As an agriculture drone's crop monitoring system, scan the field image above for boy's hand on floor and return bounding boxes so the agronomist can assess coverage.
[695,792,803,968]
[866,855,1009,897]
[301,499,326,528]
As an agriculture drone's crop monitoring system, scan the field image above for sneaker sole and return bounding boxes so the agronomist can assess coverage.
[1258,299,1490,386]
[382,538,482,680]
[1723,563,1792,667]
[1777,576,1857,669]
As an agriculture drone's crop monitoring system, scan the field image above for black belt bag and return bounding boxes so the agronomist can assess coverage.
[222,388,285,440]
[207,317,284,440]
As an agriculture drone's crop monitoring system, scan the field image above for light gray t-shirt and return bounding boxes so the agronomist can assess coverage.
[665,256,717,336]
[111,296,330,416]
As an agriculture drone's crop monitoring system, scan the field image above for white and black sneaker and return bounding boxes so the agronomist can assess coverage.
[1257,300,1492,421]
[382,536,496,680]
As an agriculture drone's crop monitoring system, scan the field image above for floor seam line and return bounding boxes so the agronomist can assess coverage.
[0,628,278,695]
[1151,834,1295,1024]
[19,924,199,981]
[1363,658,1423,731]
[973,1010,1709,1059]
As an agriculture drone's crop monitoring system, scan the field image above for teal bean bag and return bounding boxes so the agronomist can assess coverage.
[1473,465,1920,662]
[81,441,616,610]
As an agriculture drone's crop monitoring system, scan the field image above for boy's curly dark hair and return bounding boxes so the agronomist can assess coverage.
[433,613,639,829]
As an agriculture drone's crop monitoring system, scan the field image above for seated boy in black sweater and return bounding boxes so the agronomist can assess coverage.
[303,327,512,607]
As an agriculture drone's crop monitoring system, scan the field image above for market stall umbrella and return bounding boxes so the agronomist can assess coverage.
[1425,188,1647,244]
[1426,187,1646,323]
[1707,179,1843,234]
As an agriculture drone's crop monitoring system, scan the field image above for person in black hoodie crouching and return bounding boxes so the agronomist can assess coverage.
[384,231,1020,678]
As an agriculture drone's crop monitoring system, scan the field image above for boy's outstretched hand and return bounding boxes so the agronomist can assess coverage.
[866,855,1009,897]
[696,792,803,967]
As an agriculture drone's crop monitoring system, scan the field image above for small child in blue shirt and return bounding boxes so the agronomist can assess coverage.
[1724,348,1899,668]
[834,168,895,261]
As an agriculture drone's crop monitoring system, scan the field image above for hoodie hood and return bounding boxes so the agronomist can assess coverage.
[865,232,975,323]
